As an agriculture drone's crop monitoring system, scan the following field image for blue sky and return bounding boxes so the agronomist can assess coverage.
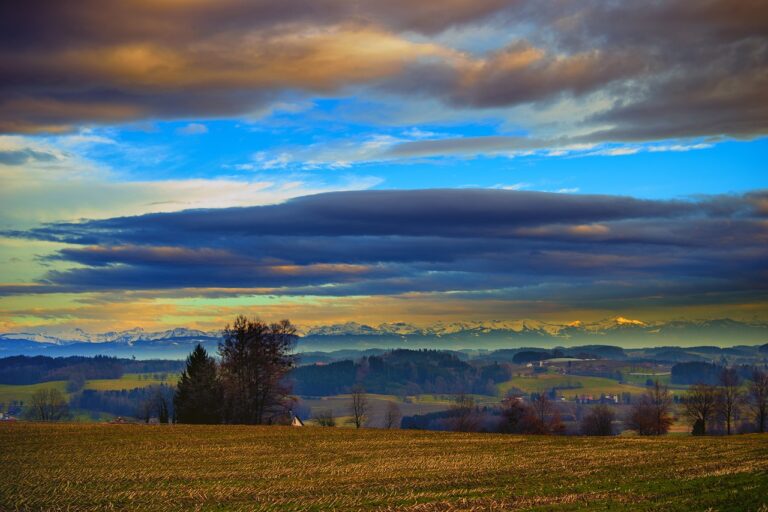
[40,114,767,198]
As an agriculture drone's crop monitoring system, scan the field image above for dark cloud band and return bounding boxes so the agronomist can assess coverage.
[4,189,767,311]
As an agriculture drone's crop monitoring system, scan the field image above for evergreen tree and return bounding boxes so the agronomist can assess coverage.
[174,344,222,424]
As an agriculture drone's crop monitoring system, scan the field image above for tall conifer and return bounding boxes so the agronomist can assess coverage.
[174,344,222,424]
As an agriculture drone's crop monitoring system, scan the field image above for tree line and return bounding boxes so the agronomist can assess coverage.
[401,371,768,436]
[70,386,174,421]
[682,367,768,435]
[0,355,183,385]
[292,349,512,396]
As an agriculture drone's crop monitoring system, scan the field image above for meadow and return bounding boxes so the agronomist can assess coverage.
[0,372,177,404]
[497,374,649,398]
[1,423,766,511]
[84,372,179,391]
[0,380,68,404]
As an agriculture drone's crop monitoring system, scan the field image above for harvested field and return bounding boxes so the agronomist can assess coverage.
[1,423,766,511]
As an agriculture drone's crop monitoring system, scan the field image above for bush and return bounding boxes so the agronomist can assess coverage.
[314,410,336,427]
[580,405,615,436]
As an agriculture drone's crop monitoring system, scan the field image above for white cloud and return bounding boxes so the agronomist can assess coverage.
[234,133,412,171]
[591,147,641,157]
[401,127,440,139]
[491,182,530,191]
[56,133,118,147]
[648,143,713,152]
[252,151,292,170]
[0,137,382,229]
[176,123,208,135]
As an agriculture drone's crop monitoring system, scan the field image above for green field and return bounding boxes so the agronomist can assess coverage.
[0,381,68,404]
[1,423,766,511]
[84,372,179,391]
[499,374,656,398]
[619,371,673,387]
[0,373,178,405]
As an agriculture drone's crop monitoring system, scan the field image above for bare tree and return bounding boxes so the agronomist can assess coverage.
[313,409,336,427]
[511,394,565,435]
[383,401,402,429]
[684,383,717,435]
[748,368,768,433]
[138,398,154,423]
[531,393,552,424]
[218,316,297,424]
[449,393,480,432]
[26,389,70,421]
[627,380,674,435]
[580,405,615,436]
[497,396,528,433]
[717,368,742,435]
[349,385,369,428]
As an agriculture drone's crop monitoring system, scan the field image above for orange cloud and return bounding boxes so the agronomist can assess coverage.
[270,263,371,276]
[1,19,454,132]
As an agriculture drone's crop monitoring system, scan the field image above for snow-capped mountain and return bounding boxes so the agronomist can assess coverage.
[299,317,768,349]
[1,318,766,358]
[0,332,74,345]
[304,322,384,337]
[304,317,653,338]
[0,327,220,347]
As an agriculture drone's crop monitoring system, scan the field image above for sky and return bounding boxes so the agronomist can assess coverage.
[0,0,766,333]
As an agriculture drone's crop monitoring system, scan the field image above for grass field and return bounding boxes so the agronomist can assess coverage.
[499,374,657,398]
[619,371,673,387]
[0,381,67,404]
[0,373,178,406]
[1,423,766,511]
[84,372,179,391]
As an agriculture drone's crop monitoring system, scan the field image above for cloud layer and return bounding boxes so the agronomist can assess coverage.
[4,189,766,317]
[2,0,766,141]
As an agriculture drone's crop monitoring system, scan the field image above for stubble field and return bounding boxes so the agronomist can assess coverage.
[1,423,766,511]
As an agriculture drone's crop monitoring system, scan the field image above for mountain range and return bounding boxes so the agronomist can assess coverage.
[1,318,767,359]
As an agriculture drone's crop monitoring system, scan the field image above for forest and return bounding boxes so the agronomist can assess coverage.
[291,349,512,396]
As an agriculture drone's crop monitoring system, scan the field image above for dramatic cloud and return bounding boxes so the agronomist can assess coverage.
[1,2,765,332]
[4,190,767,315]
[2,0,766,142]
